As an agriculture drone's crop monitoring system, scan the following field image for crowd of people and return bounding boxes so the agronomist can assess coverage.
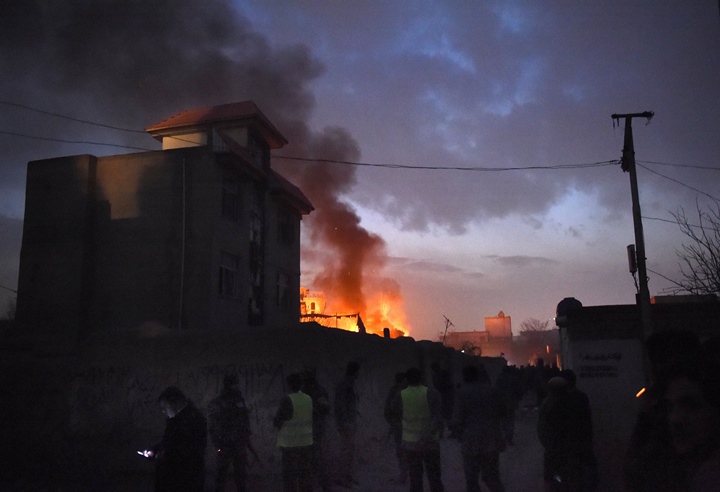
[141,362,363,492]
[141,360,520,492]
[140,331,720,492]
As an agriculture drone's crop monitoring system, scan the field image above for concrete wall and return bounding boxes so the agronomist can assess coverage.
[0,323,501,489]
[555,300,720,491]
[563,337,645,491]
[16,155,98,336]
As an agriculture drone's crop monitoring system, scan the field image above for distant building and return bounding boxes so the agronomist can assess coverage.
[443,311,560,366]
[444,330,489,355]
[485,310,512,338]
[16,101,313,338]
[300,288,326,315]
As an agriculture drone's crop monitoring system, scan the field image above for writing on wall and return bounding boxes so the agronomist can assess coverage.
[577,352,622,378]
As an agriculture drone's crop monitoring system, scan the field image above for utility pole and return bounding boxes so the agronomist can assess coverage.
[612,111,654,340]
[442,315,454,345]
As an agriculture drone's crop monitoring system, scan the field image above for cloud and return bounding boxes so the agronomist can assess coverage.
[387,256,485,282]
[566,226,582,238]
[1,1,719,340]
[398,260,464,274]
[486,255,560,268]
[280,1,720,237]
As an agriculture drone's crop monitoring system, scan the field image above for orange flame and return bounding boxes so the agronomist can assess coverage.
[301,287,409,338]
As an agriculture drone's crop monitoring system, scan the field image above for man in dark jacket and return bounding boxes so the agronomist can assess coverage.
[451,365,506,492]
[538,374,597,492]
[208,374,252,492]
[149,386,207,492]
[334,361,360,487]
[384,371,409,484]
[494,365,521,445]
[301,367,331,491]
[560,369,598,491]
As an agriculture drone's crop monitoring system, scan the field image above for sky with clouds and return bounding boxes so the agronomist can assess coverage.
[1,1,719,340]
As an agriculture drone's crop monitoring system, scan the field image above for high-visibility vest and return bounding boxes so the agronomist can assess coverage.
[401,385,438,442]
[277,392,313,448]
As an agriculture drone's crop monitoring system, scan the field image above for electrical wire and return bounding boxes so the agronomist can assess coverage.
[0,284,17,294]
[271,154,619,171]
[0,100,146,134]
[1,100,717,180]
[0,127,620,172]
[642,215,684,226]
[0,130,154,152]
[646,267,681,286]
[637,160,720,171]
[637,162,720,202]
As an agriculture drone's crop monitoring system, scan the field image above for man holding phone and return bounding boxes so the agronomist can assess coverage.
[141,386,207,492]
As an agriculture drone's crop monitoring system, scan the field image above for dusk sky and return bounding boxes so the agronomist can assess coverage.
[1,1,719,341]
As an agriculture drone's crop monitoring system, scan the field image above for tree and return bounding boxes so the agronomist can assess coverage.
[520,318,558,365]
[664,203,720,296]
[519,317,550,334]
[519,318,554,346]
[460,340,482,356]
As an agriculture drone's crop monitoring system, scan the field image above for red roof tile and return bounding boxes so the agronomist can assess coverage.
[146,101,287,148]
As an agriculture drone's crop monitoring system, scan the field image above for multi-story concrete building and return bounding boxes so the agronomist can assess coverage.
[16,101,313,338]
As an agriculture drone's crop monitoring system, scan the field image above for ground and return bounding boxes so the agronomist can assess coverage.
[231,395,543,491]
[3,397,544,491]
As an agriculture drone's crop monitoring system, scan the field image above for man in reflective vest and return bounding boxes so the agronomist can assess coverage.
[389,366,445,492]
[274,372,314,492]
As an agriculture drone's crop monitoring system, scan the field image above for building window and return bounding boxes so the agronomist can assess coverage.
[219,251,240,298]
[221,176,241,221]
[277,272,290,310]
[277,207,296,246]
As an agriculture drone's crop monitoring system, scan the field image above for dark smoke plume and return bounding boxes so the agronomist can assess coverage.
[0,0,408,334]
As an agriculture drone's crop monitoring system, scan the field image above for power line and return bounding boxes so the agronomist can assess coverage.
[2,100,623,171]
[0,126,620,172]
[2,100,717,180]
[637,160,720,171]
[646,267,680,285]
[637,162,720,202]
[0,100,146,134]
[271,154,619,172]
[0,284,17,294]
[0,130,153,152]
[642,215,706,229]
[642,215,680,225]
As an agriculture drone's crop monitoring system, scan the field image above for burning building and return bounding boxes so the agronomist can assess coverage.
[300,287,326,316]
[298,287,358,329]
[15,101,313,336]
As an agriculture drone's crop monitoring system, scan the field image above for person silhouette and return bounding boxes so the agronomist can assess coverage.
[146,386,207,492]
[208,374,251,492]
